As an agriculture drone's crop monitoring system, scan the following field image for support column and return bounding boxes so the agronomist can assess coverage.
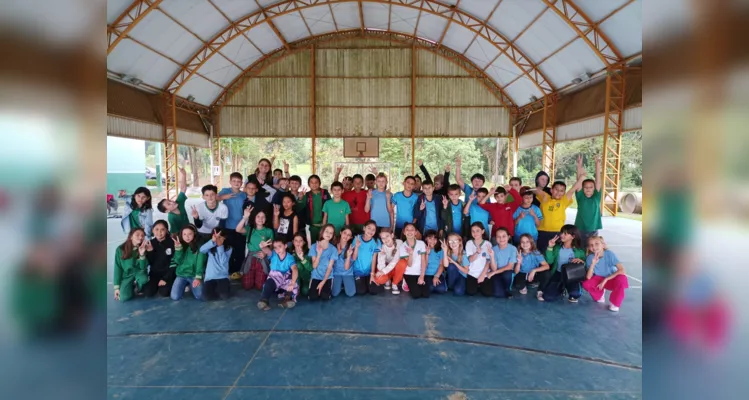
[310,45,317,174]
[601,65,626,216]
[541,94,557,180]
[411,45,416,175]
[163,94,178,200]
[155,142,162,192]
[211,113,222,188]
[506,112,514,180]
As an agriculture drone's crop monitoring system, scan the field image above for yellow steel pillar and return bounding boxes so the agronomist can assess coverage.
[163,94,179,200]
[211,111,222,189]
[310,45,317,174]
[601,66,626,216]
[541,94,557,180]
[411,44,416,175]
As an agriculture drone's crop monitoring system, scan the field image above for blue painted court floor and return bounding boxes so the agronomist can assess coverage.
[107,211,642,399]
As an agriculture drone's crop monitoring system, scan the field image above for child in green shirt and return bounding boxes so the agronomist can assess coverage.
[574,156,603,246]
[305,175,330,241]
[322,181,351,234]
[236,207,274,290]
[156,167,189,235]
[292,233,313,296]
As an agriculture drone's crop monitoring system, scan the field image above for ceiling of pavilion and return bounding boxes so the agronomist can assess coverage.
[107,0,642,107]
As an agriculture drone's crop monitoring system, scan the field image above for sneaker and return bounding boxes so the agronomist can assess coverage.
[391,284,400,295]
[256,300,271,311]
[608,305,620,312]
[568,297,579,303]
[595,296,605,303]
[519,287,527,295]
[384,280,392,290]
[230,272,242,281]
[536,291,544,301]
[402,280,410,292]
[280,298,296,309]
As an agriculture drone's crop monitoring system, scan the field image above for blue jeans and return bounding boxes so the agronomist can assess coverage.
[491,270,514,298]
[331,275,356,297]
[171,276,204,301]
[428,275,448,294]
[446,265,466,296]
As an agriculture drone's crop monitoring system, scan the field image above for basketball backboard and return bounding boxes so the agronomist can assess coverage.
[343,137,379,158]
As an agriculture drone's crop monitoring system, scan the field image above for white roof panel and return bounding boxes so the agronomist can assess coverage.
[538,37,605,88]
[179,75,223,105]
[464,36,500,70]
[302,5,338,34]
[107,0,132,24]
[504,77,542,106]
[159,0,227,42]
[441,23,475,54]
[108,39,180,88]
[212,0,261,21]
[274,12,312,43]
[488,0,547,40]
[459,0,499,21]
[246,22,285,53]
[514,9,578,63]
[220,34,263,69]
[600,0,642,58]
[573,0,631,22]
[257,0,279,7]
[485,53,524,86]
[128,10,204,64]
[389,6,420,36]
[330,2,360,30]
[199,52,243,87]
[362,2,390,30]
[415,11,448,43]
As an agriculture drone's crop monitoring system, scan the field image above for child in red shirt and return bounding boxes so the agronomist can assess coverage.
[341,174,370,235]
[478,185,521,239]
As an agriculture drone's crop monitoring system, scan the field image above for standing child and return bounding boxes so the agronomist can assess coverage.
[192,184,229,244]
[479,185,522,239]
[291,233,313,297]
[257,239,299,310]
[463,190,491,240]
[488,227,516,298]
[582,236,629,312]
[365,173,393,231]
[170,225,207,301]
[271,176,291,206]
[341,174,370,235]
[305,175,330,242]
[119,187,154,238]
[454,156,490,237]
[443,232,469,296]
[288,175,308,241]
[143,220,175,298]
[413,179,444,237]
[236,208,274,290]
[506,177,522,203]
[370,228,405,295]
[531,171,552,208]
[351,220,380,295]
[157,167,189,235]
[322,182,351,234]
[273,195,298,245]
[417,160,451,197]
[364,173,376,191]
[441,184,467,238]
[535,157,586,253]
[464,222,494,296]
[308,224,337,301]
[400,223,429,299]
[575,156,603,246]
[512,191,543,245]
[544,224,587,302]
[217,172,248,279]
[113,228,149,302]
[199,228,232,301]
[512,234,550,300]
[331,226,356,297]
[390,176,419,239]
[423,230,447,294]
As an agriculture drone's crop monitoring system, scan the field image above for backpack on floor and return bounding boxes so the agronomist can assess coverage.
[542,273,564,302]
[562,262,586,284]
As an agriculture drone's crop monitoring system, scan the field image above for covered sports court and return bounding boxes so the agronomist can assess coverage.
[106,1,642,398]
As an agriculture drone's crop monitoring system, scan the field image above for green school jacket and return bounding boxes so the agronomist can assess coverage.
[113,247,149,289]
[171,247,207,280]
[544,245,586,274]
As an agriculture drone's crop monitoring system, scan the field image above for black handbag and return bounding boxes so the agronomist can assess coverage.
[562,262,586,284]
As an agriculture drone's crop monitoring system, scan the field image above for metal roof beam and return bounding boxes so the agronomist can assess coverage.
[108,0,164,54]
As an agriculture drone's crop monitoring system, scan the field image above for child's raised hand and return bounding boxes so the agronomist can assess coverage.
[138,241,148,256]
[548,234,559,249]
[283,161,289,172]
[215,234,226,247]
[417,159,423,167]
[444,163,451,172]
[366,189,373,200]
[486,246,494,259]
[420,198,426,211]
[191,205,199,219]
[455,156,462,166]
[145,240,153,252]
[336,165,343,174]
[441,197,448,208]
[347,246,355,258]
[440,239,447,249]
[517,251,523,264]
[405,245,413,255]
[243,206,253,219]
[273,204,280,216]
[529,208,537,218]
[468,192,476,202]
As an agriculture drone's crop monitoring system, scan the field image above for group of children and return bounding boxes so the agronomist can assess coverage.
[114,155,628,312]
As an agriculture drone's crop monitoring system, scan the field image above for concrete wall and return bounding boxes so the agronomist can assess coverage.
[107,136,145,195]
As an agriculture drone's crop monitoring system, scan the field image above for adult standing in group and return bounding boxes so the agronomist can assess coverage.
[247,157,278,203]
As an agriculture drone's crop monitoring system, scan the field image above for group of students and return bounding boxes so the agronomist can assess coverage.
[114,154,629,312]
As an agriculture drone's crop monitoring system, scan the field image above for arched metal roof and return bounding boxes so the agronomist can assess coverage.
[107,0,641,107]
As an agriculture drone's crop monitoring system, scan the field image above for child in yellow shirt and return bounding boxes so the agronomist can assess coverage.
[534,174,585,254]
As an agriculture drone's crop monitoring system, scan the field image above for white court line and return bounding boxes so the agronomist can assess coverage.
[626,274,642,283]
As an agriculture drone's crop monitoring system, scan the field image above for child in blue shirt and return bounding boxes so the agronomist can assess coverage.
[512,234,550,298]
[423,230,447,294]
[258,239,298,311]
[308,224,337,301]
[390,176,419,239]
[199,228,233,301]
[489,227,517,298]
[331,226,356,298]
[365,173,393,229]
[352,220,381,295]
[582,236,629,312]
[512,191,543,245]
[442,232,470,296]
